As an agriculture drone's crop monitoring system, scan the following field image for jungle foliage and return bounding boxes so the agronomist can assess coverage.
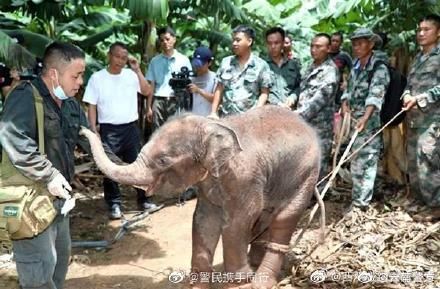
[0,0,439,77]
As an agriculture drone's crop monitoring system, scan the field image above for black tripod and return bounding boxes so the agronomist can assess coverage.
[174,88,192,115]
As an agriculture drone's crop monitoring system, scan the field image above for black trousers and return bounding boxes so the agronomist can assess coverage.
[100,121,148,208]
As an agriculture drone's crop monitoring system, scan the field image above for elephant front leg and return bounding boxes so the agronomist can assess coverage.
[191,199,222,289]
[221,222,255,288]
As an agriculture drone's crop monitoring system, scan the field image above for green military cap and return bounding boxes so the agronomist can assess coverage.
[350,28,374,40]
[370,33,383,49]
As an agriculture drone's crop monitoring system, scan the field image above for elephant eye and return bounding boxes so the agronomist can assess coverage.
[157,155,169,167]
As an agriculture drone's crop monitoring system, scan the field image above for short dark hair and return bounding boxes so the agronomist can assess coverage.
[157,26,176,37]
[265,27,285,40]
[233,25,256,41]
[42,42,84,74]
[419,14,440,28]
[109,41,128,54]
[331,31,344,42]
[314,33,331,45]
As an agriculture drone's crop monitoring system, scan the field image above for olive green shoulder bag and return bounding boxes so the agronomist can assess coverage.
[0,82,57,243]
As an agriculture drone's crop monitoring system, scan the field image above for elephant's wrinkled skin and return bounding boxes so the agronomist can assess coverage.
[80,105,320,289]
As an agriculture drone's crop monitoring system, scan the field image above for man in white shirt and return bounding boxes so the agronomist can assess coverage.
[189,46,217,116]
[146,27,192,128]
[83,42,160,219]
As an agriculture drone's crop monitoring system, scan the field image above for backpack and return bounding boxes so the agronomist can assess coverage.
[368,61,407,126]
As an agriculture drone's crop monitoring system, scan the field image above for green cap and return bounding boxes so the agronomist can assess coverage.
[350,28,374,40]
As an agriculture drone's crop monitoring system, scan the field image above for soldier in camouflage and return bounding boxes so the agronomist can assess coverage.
[296,33,339,178]
[265,27,301,108]
[402,14,440,222]
[341,28,390,210]
[211,25,272,117]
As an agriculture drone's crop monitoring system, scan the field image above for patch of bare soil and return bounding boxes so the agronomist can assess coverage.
[1,175,439,289]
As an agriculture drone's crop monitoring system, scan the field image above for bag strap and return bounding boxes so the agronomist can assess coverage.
[367,60,388,87]
[1,81,45,168]
[30,83,45,154]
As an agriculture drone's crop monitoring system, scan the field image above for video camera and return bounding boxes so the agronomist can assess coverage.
[168,66,194,112]
[169,66,193,91]
[0,58,43,88]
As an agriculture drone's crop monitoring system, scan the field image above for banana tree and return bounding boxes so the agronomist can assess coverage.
[109,0,169,64]
[0,30,38,69]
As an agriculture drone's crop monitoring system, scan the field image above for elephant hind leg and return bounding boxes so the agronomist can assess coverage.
[253,175,317,288]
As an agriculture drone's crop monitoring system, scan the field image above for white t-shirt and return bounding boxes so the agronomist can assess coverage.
[83,68,140,125]
[191,71,217,116]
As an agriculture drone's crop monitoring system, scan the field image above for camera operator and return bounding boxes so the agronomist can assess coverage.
[188,46,217,116]
[169,66,193,112]
[146,26,191,129]
[0,63,20,98]
[1,58,43,99]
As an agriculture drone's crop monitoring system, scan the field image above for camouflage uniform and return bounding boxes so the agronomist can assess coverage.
[296,57,339,177]
[217,54,272,115]
[267,57,301,105]
[341,53,390,207]
[405,43,440,207]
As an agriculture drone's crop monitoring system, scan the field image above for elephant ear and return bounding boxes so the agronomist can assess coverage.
[201,122,242,178]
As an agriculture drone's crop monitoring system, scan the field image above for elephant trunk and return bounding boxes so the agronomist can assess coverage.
[80,127,147,185]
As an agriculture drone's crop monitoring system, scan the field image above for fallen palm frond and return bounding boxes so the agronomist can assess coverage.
[283,188,440,289]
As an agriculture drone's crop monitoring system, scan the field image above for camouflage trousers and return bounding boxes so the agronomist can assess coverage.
[316,127,333,180]
[153,97,178,129]
[407,122,440,207]
[350,129,382,207]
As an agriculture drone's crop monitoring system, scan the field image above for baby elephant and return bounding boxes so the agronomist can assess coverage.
[80,105,320,289]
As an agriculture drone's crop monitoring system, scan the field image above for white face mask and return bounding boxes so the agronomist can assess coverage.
[52,70,68,100]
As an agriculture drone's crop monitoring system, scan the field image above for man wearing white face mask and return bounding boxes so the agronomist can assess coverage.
[0,42,119,289]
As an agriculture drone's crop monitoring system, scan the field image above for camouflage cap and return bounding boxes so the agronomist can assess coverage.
[370,34,383,49]
[350,28,374,40]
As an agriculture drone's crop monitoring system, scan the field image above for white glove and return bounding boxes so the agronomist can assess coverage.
[47,173,72,199]
[61,197,76,216]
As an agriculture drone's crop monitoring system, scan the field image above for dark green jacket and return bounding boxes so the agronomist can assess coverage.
[0,77,114,184]
[266,57,301,104]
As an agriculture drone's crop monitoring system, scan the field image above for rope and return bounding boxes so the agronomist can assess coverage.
[292,129,359,247]
[318,109,406,187]
[332,112,351,170]
[292,109,406,247]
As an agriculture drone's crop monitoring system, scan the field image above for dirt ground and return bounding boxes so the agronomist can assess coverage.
[0,181,439,289]
[0,187,226,289]
[0,184,323,289]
